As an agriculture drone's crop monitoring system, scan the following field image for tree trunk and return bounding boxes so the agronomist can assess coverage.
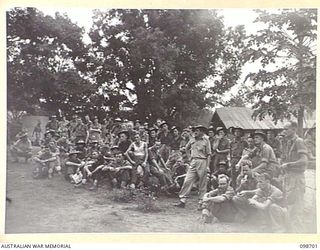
[297,105,304,137]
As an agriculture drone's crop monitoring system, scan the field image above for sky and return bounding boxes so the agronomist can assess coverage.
[40,8,261,42]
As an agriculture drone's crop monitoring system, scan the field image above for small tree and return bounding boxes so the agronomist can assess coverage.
[243,9,317,136]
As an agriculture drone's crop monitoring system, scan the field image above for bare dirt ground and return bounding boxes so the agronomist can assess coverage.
[5,155,317,233]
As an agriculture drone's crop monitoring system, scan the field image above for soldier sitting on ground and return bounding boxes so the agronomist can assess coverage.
[249,173,287,232]
[10,131,33,163]
[148,140,174,194]
[48,141,62,176]
[32,146,57,179]
[65,150,85,183]
[201,175,236,223]
[233,173,287,232]
[81,151,106,190]
[101,150,132,190]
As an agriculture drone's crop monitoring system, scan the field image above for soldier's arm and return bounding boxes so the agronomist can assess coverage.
[143,143,148,164]
[284,153,308,169]
[284,139,309,169]
[216,140,230,154]
[124,143,135,165]
[43,156,57,163]
[249,198,272,210]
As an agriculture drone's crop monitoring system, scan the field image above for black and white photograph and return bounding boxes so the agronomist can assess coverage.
[5,7,317,234]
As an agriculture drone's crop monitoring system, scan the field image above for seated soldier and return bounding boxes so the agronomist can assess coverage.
[87,140,100,156]
[235,160,257,193]
[168,157,188,193]
[125,133,149,189]
[65,150,85,183]
[75,140,89,160]
[10,132,33,163]
[233,173,287,232]
[48,141,62,176]
[33,146,57,179]
[236,137,260,170]
[201,175,236,223]
[101,150,132,190]
[56,135,70,173]
[148,140,174,194]
[117,130,132,154]
[211,161,231,189]
[81,151,106,190]
[41,130,57,148]
[232,160,258,222]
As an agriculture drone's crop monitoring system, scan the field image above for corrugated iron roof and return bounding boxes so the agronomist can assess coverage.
[215,107,287,130]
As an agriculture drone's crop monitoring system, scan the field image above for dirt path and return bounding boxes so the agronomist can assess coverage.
[5,160,316,233]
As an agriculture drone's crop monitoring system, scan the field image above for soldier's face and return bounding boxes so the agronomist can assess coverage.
[218,131,225,137]
[218,179,228,191]
[254,135,263,145]
[155,142,162,149]
[194,129,200,137]
[150,131,156,137]
[139,126,145,132]
[247,138,254,148]
[267,131,274,140]
[115,154,123,162]
[176,159,183,165]
[234,129,242,137]
[283,124,295,138]
[119,134,127,142]
[173,129,179,136]
[242,166,251,175]
[208,131,215,137]
[257,178,269,190]
[91,152,99,159]
[134,134,141,142]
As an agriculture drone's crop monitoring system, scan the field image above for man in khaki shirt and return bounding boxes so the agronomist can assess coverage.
[280,121,308,233]
[174,125,211,209]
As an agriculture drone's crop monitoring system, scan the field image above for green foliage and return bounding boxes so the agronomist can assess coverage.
[7,8,246,123]
[89,9,245,124]
[7,7,95,114]
[243,9,317,131]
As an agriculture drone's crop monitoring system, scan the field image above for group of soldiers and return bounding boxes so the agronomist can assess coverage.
[9,114,314,233]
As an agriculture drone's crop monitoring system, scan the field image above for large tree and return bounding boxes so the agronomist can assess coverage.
[7,7,96,115]
[88,9,245,126]
[243,9,317,135]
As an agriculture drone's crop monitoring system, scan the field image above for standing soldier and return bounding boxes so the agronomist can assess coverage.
[68,115,78,140]
[10,132,33,163]
[111,118,123,145]
[230,127,248,188]
[73,117,89,144]
[148,127,158,147]
[157,121,172,162]
[166,126,182,170]
[88,116,102,143]
[58,116,69,138]
[207,126,218,173]
[174,125,211,210]
[46,115,59,133]
[267,130,281,160]
[213,127,230,172]
[280,121,308,233]
[32,121,42,146]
